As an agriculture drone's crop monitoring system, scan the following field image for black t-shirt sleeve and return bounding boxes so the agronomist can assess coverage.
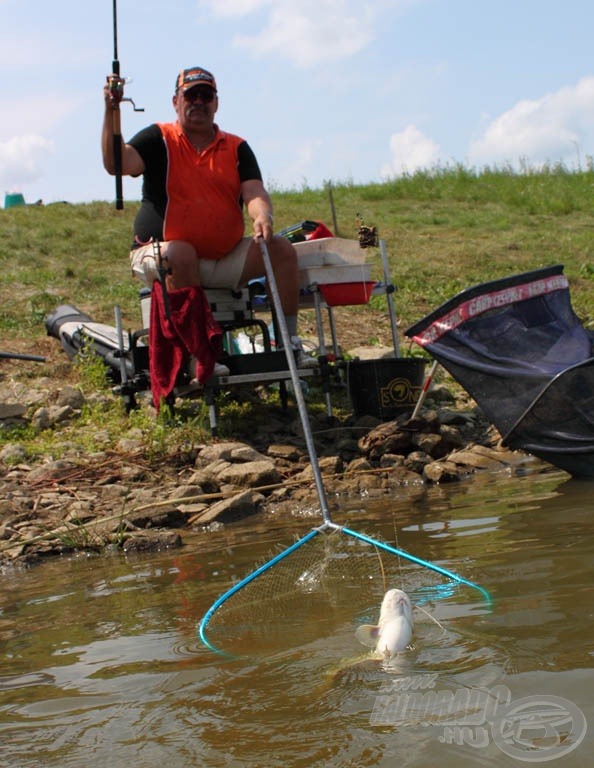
[128,124,168,204]
[128,124,163,163]
[237,141,262,182]
[128,124,168,245]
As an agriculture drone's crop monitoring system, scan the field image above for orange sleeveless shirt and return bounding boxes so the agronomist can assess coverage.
[158,122,246,260]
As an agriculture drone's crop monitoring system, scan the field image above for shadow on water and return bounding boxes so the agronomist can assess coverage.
[1,461,593,766]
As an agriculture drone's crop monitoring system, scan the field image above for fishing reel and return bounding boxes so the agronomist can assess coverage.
[107,75,144,112]
[356,213,378,249]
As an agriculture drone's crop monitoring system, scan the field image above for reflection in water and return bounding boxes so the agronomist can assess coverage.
[1,466,593,766]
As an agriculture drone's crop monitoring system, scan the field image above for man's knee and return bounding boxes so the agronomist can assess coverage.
[162,240,197,263]
[160,241,200,288]
[269,235,297,267]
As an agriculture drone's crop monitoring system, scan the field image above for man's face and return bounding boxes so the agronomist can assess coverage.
[173,84,218,130]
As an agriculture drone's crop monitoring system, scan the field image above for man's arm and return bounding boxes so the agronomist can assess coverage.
[242,179,274,242]
[102,79,145,177]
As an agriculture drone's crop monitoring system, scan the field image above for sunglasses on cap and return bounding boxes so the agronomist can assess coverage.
[182,85,216,103]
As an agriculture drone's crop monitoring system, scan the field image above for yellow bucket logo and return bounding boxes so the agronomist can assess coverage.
[379,377,421,408]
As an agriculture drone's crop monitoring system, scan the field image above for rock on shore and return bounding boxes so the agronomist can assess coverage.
[0,382,524,567]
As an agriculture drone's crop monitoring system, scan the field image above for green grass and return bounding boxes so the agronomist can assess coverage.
[3,165,594,459]
[285,167,594,327]
[3,165,594,335]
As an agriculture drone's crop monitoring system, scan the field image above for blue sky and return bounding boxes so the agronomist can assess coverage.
[2,0,594,206]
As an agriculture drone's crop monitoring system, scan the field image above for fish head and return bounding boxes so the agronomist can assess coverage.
[378,588,413,627]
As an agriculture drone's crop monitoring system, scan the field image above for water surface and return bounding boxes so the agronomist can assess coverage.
[1,461,593,766]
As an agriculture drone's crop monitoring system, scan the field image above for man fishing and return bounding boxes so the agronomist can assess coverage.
[101,65,316,373]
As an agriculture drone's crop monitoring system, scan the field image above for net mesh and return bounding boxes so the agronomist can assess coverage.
[200,527,452,658]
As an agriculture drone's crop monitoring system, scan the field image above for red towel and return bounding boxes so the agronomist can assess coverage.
[149,281,223,409]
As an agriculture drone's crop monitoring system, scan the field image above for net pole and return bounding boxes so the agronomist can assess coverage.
[379,239,400,357]
[258,238,332,523]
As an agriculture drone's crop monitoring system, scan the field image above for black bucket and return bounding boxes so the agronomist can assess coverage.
[347,358,426,420]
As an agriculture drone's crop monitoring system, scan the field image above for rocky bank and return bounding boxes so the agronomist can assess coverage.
[0,378,524,569]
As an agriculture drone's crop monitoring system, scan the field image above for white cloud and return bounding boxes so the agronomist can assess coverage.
[201,0,269,17]
[198,0,419,67]
[381,125,440,177]
[0,89,81,195]
[273,137,324,188]
[232,1,374,67]
[0,135,55,191]
[468,76,594,169]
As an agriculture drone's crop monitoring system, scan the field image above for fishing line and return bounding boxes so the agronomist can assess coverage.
[198,239,491,657]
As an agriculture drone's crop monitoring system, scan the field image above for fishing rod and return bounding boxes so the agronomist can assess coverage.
[109,0,124,209]
[108,0,144,210]
[0,351,45,363]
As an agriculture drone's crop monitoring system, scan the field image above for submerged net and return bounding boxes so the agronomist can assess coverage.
[199,526,474,658]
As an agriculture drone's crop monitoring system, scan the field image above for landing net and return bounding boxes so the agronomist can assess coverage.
[198,523,490,658]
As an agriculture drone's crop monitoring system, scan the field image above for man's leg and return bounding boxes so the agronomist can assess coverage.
[158,241,200,290]
[130,241,230,380]
[239,235,316,366]
[130,240,200,290]
[240,234,299,314]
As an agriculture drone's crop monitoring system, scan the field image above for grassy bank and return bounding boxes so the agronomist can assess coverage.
[2,166,594,457]
[2,165,594,345]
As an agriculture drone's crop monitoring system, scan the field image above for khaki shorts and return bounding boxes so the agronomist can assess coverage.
[129,238,252,290]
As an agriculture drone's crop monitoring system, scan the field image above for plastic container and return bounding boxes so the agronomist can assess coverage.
[4,192,25,208]
[293,237,367,267]
[347,358,426,420]
[298,263,372,290]
[319,281,376,306]
[294,237,372,290]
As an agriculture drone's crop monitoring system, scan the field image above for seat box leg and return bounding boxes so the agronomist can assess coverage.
[204,386,218,436]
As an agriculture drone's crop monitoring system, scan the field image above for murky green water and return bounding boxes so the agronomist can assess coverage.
[2,460,593,767]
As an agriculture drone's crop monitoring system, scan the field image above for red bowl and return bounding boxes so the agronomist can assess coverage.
[318,281,377,306]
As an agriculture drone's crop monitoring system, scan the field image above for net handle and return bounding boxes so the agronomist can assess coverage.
[258,238,332,523]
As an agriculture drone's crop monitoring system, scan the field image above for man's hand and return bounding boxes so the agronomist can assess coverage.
[252,210,274,243]
[105,74,125,108]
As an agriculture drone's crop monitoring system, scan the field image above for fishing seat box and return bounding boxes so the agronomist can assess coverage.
[294,237,372,291]
[139,287,255,329]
